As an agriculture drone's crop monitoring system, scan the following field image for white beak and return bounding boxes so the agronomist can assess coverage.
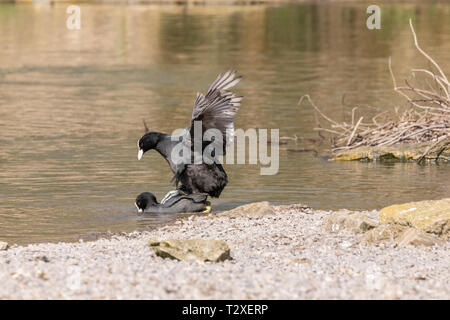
[138,149,144,160]
[135,203,143,213]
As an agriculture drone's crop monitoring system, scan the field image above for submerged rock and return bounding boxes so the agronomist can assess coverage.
[0,241,8,251]
[395,228,441,247]
[332,142,450,162]
[219,201,275,218]
[148,239,231,262]
[323,210,378,233]
[379,198,450,239]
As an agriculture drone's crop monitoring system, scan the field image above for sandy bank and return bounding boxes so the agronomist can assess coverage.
[0,204,448,299]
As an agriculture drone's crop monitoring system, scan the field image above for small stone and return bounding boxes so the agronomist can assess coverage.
[288,257,311,264]
[36,255,50,263]
[395,228,441,247]
[273,203,311,212]
[340,240,353,249]
[218,201,275,218]
[340,267,354,274]
[37,271,49,281]
[148,239,231,262]
[0,241,8,251]
[322,210,378,234]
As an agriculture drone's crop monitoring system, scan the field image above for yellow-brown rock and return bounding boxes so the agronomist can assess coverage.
[323,210,378,233]
[362,224,406,243]
[379,198,450,238]
[332,143,450,162]
[0,241,8,251]
[218,201,275,218]
[148,239,231,262]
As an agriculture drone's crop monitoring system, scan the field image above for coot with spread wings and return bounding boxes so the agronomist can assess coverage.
[137,70,242,200]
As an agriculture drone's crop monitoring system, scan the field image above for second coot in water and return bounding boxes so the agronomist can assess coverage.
[135,192,211,214]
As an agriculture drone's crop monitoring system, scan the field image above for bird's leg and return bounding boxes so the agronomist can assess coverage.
[202,200,212,214]
[160,189,186,204]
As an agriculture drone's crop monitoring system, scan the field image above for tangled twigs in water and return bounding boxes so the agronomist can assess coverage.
[298,19,450,162]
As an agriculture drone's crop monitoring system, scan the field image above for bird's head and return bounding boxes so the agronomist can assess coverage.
[135,192,158,213]
[137,132,160,160]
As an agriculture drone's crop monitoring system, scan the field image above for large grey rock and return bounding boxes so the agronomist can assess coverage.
[323,210,378,233]
[0,241,8,251]
[219,201,275,218]
[148,239,231,262]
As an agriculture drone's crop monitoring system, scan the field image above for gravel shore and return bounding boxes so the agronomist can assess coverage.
[0,205,448,299]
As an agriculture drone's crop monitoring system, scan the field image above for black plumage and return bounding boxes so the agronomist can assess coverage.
[135,192,210,214]
[137,70,242,199]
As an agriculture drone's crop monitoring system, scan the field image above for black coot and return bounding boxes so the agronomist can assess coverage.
[135,192,211,214]
[137,70,242,201]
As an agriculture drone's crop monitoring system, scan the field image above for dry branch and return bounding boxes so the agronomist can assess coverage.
[299,19,449,162]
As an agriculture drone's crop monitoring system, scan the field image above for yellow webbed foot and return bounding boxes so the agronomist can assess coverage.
[202,205,211,214]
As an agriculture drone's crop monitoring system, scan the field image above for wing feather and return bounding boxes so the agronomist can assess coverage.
[188,70,243,150]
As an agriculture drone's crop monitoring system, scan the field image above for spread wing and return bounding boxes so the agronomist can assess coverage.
[187,70,243,153]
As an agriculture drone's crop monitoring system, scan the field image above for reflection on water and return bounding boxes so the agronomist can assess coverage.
[0,3,449,245]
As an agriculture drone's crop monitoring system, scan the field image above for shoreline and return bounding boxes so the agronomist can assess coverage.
[0,202,448,299]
